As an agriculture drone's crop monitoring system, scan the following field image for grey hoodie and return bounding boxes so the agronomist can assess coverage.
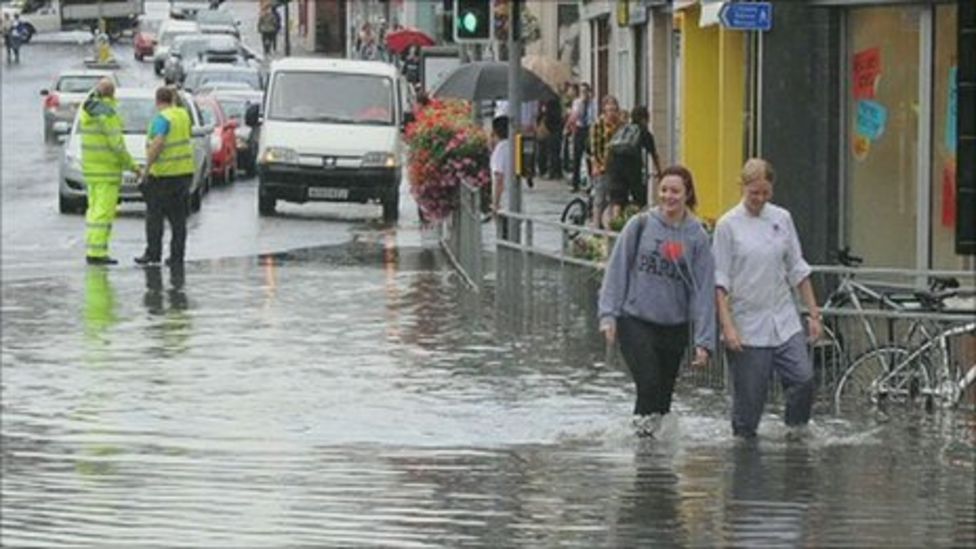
[598,208,717,352]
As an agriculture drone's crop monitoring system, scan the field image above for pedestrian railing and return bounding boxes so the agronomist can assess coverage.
[439,181,484,291]
[487,211,976,409]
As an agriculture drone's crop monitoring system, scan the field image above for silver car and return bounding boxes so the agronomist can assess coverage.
[57,88,213,214]
[41,69,119,143]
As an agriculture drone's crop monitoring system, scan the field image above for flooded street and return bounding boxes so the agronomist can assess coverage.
[2,1,974,546]
[3,241,974,546]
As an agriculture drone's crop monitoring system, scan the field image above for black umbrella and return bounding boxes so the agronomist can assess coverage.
[431,61,558,102]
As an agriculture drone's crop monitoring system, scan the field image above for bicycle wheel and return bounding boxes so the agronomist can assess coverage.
[561,197,588,240]
[834,346,932,414]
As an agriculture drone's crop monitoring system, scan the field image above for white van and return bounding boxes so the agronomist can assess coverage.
[248,57,414,221]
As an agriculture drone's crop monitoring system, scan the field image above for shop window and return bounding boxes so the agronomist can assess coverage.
[931,4,971,269]
[845,6,920,268]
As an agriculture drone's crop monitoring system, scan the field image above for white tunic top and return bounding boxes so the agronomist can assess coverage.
[712,202,812,347]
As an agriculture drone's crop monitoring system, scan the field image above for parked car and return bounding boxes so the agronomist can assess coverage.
[195,8,239,38]
[194,94,238,183]
[133,15,161,61]
[210,89,262,176]
[183,63,263,93]
[153,19,200,76]
[41,69,119,143]
[57,87,213,214]
[162,33,214,85]
[249,58,414,221]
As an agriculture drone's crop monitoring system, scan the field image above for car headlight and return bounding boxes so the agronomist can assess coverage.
[261,147,299,164]
[362,151,397,168]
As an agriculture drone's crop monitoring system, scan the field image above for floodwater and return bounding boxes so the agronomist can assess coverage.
[2,239,974,547]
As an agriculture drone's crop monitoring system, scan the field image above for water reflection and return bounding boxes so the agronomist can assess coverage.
[142,265,191,357]
[0,242,973,547]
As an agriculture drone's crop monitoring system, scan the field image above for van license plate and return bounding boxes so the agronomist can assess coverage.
[308,187,348,200]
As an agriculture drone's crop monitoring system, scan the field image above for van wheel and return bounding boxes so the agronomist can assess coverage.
[382,190,400,223]
[258,193,276,216]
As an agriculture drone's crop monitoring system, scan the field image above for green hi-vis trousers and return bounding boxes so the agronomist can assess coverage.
[85,179,120,259]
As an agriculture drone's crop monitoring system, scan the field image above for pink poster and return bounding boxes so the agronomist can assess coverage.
[853,47,882,100]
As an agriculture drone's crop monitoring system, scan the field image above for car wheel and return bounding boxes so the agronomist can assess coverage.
[258,191,276,216]
[382,189,400,223]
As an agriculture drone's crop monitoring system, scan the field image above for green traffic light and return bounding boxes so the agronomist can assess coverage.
[462,11,478,33]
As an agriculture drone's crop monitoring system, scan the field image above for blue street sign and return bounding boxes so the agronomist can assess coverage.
[719,2,773,32]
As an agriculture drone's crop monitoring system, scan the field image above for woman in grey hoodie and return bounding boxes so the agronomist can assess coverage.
[598,165,716,437]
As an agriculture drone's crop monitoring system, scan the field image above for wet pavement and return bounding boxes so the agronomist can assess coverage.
[3,2,976,547]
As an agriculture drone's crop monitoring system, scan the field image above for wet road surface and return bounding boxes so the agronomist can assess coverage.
[2,2,975,547]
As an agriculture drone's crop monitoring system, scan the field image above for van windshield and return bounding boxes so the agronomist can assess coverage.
[268,71,394,126]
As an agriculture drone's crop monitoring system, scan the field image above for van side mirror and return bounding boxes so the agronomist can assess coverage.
[245,103,261,127]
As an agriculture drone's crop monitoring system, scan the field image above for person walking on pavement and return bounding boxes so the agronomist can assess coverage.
[135,86,194,267]
[599,165,716,438]
[258,5,277,57]
[568,83,593,192]
[3,14,13,63]
[490,115,512,231]
[80,78,140,266]
[587,94,623,229]
[8,14,26,63]
[606,105,663,219]
[712,158,822,440]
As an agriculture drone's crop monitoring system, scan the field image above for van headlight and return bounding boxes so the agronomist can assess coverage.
[362,151,397,168]
[261,147,299,164]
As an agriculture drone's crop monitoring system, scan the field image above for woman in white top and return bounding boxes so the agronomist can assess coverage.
[712,158,822,439]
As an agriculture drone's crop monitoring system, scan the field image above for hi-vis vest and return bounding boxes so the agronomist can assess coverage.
[148,106,194,177]
[80,95,135,185]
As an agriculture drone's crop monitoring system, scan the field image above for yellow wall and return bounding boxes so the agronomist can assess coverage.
[679,5,746,223]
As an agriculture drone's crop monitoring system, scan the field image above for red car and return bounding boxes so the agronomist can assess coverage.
[134,16,161,61]
[195,95,239,183]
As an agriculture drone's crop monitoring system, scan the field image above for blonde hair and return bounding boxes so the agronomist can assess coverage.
[741,158,775,186]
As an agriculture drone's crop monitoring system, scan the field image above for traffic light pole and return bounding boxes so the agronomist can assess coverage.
[506,0,522,237]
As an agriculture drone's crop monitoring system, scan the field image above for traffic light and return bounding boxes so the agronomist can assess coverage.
[454,0,492,42]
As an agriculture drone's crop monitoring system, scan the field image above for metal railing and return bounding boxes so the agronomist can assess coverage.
[490,211,976,406]
[439,181,484,291]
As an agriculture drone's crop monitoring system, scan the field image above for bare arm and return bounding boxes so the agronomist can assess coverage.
[716,287,742,352]
[144,135,165,173]
[797,276,822,341]
[492,172,504,214]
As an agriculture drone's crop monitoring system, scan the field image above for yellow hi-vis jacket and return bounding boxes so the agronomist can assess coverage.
[79,95,137,185]
[148,106,194,178]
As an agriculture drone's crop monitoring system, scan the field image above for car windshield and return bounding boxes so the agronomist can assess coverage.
[57,76,103,93]
[160,29,196,47]
[186,70,261,91]
[214,98,247,122]
[268,72,394,126]
[116,97,157,134]
[196,103,216,126]
[176,38,210,58]
[139,18,162,33]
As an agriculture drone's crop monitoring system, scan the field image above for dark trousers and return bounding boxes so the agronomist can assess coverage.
[571,128,589,191]
[727,332,815,438]
[261,32,275,55]
[536,132,562,179]
[617,316,690,416]
[142,175,190,262]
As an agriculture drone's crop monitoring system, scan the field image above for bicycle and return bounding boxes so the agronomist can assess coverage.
[560,173,592,240]
[813,248,958,390]
[833,286,976,414]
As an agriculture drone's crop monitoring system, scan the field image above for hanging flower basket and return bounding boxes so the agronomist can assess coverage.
[404,99,491,223]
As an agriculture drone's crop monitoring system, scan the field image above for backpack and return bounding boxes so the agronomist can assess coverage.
[609,123,643,159]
